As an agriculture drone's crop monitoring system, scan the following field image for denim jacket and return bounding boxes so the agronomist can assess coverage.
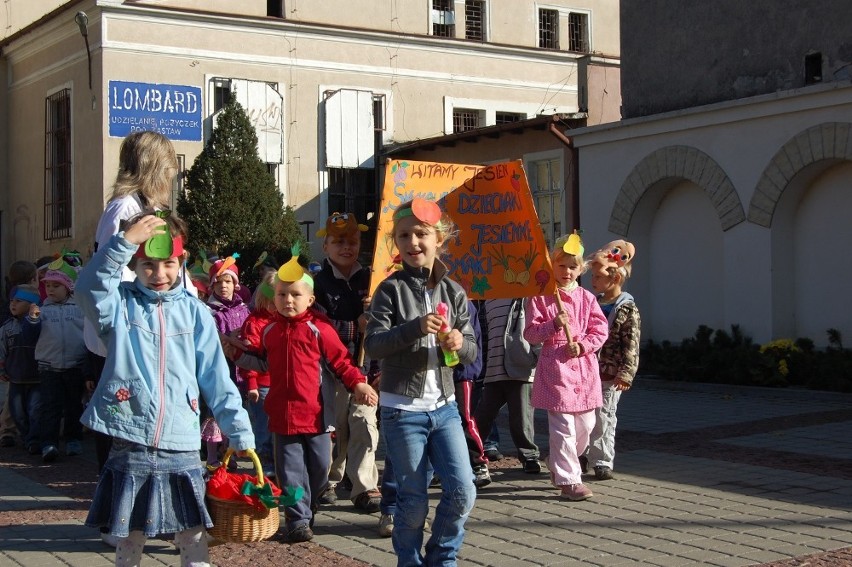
[34,298,86,370]
[364,260,476,399]
[75,233,254,452]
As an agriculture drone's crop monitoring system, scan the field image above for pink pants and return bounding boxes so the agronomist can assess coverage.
[546,409,595,486]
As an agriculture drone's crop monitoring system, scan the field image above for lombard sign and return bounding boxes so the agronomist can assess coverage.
[109,81,202,141]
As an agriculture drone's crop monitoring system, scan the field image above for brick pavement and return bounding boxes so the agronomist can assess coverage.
[1,379,851,566]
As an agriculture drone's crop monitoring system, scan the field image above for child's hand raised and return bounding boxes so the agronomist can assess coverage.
[28,304,40,319]
[420,313,444,335]
[353,382,378,406]
[124,214,167,245]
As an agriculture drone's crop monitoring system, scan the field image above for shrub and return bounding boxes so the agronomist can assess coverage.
[639,326,852,392]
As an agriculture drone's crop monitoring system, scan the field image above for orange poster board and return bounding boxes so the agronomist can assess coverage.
[369,159,555,300]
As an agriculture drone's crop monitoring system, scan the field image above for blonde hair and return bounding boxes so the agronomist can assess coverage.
[389,200,457,257]
[110,131,178,209]
[551,246,588,275]
[252,271,276,312]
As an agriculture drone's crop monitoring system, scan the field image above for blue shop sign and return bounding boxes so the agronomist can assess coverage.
[109,81,202,141]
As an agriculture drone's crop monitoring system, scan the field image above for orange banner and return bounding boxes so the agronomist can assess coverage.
[369,159,555,300]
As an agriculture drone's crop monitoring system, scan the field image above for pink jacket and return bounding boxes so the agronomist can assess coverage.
[524,286,608,413]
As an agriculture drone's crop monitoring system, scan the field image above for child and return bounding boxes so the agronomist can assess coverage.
[0,284,42,454]
[474,297,542,475]
[453,300,491,488]
[0,260,38,447]
[233,254,378,543]
[204,255,250,466]
[76,212,254,566]
[312,212,382,512]
[364,197,478,566]
[35,263,87,462]
[237,271,277,477]
[585,240,641,481]
[524,233,608,501]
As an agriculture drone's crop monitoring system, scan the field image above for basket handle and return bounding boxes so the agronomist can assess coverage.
[221,447,266,487]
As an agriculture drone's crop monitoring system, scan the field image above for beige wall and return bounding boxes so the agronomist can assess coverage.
[0,0,619,269]
[0,0,68,40]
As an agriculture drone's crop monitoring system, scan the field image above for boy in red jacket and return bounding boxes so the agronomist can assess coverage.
[232,258,377,543]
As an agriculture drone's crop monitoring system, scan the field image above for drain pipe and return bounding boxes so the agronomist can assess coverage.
[548,120,580,232]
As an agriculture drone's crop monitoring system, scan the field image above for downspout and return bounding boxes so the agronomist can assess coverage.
[548,120,580,232]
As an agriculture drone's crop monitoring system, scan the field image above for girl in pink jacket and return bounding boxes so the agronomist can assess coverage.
[524,234,608,501]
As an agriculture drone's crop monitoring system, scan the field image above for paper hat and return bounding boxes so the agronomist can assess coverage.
[209,254,241,290]
[11,285,41,306]
[590,240,636,276]
[555,230,584,258]
[134,234,185,260]
[316,212,368,238]
[393,197,442,225]
[277,243,313,289]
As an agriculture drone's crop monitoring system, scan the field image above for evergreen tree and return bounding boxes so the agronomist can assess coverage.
[178,99,303,283]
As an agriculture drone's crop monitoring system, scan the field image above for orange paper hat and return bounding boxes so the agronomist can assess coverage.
[316,212,368,238]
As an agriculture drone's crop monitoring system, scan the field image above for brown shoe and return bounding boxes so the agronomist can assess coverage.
[560,483,593,501]
[353,489,381,513]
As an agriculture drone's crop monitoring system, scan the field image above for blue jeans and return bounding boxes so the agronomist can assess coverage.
[8,383,42,449]
[380,452,397,516]
[381,402,476,567]
[246,387,272,471]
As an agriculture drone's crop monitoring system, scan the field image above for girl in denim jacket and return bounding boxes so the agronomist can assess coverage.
[77,212,254,567]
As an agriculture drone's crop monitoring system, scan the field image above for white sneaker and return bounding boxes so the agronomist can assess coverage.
[378,514,393,537]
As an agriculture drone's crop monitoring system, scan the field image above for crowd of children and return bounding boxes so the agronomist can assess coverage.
[0,132,644,567]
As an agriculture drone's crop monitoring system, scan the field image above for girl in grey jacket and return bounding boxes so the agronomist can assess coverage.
[365,198,477,567]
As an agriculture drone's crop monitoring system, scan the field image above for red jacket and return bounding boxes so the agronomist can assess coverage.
[239,309,275,391]
[258,309,365,435]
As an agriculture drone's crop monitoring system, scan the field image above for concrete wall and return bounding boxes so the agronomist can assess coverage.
[621,0,852,118]
[571,83,852,346]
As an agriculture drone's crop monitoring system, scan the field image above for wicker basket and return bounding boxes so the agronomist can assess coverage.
[207,448,280,543]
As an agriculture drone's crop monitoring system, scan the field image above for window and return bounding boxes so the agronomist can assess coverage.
[529,157,563,248]
[452,108,483,133]
[465,0,486,41]
[327,167,377,265]
[568,12,589,53]
[44,88,72,239]
[432,0,455,38]
[212,78,233,113]
[538,8,559,49]
[267,0,284,18]
[495,111,525,124]
[170,154,186,211]
[805,52,822,85]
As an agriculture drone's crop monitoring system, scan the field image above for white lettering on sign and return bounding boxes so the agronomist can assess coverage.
[111,86,200,114]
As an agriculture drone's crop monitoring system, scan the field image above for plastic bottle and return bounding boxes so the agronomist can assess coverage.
[435,301,460,367]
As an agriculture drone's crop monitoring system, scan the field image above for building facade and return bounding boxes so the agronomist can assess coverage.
[0,0,619,270]
[570,0,852,346]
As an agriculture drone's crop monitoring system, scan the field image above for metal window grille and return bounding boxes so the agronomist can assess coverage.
[495,112,525,124]
[531,158,563,248]
[432,0,455,37]
[327,167,377,265]
[44,89,72,240]
[453,108,481,133]
[539,8,559,49]
[568,12,589,53]
[465,0,485,41]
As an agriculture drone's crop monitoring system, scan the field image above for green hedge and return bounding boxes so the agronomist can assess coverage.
[639,325,852,392]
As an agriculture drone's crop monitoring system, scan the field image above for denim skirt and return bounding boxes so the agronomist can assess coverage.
[85,438,211,537]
